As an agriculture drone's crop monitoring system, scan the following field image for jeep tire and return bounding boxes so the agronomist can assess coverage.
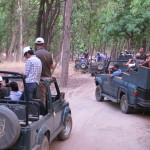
[97,63,104,71]
[80,63,86,69]
[0,106,21,150]
[57,114,72,141]
[120,94,132,114]
[95,86,104,102]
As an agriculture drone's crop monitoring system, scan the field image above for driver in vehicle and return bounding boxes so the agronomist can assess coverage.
[107,64,122,78]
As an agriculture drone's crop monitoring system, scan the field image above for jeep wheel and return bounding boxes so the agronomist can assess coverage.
[91,73,96,77]
[57,114,72,141]
[120,94,132,114]
[97,63,104,71]
[41,136,49,150]
[81,63,86,69]
[74,65,80,71]
[0,106,21,150]
[95,86,104,102]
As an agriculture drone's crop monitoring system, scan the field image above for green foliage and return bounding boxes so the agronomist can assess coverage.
[71,0,150,53]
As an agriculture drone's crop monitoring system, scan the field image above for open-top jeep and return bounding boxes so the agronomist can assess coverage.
[95,58,150,114]
[90,54,132,76]
[89,57,106,76]
[0,71,72,150]
[74,57,89,72]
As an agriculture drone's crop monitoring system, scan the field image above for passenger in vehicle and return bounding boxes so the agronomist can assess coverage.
[9,82,22,100]
[20,46,42,101]
[97,53,101,61]
[136,47,147,60]
[83,50,89,59]
[107,64,122,78]
[126,58,136,71]
[0,76,5,99]
[139,54,150,68]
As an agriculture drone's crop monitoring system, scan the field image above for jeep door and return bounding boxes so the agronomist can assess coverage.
[50,82,64,130]
[103,76,114,96]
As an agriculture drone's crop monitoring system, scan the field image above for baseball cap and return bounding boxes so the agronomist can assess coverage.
[0,76,3,82]
[23,46,33,55]
[35,37,44,44]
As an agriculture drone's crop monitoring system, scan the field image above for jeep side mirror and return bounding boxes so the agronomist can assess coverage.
[60,92,65,99]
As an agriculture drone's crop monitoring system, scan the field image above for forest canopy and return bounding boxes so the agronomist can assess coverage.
[0,0,150,61]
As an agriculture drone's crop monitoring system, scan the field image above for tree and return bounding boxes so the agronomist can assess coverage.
[60,0,73,87]
[36,0,62,51]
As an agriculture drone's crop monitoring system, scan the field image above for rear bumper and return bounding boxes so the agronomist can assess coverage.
[90,67,104,73]
[137,99,150,108]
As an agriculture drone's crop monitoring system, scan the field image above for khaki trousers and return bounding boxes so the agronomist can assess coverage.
[39,77,51,104]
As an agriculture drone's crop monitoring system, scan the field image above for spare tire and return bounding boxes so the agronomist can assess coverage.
[0,106,21,150]
[80,63,87,69]
[97,63,104,71]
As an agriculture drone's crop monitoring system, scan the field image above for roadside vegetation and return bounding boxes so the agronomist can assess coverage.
[0,0,150,86]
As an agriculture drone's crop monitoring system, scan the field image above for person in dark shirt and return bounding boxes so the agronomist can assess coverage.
[35,37,54,105]
[0,76,5,99]
[35,37,53,77]
[97,53,101,61]
[137,47,147,60]
[139,54,150,68]
[83,50,89,59]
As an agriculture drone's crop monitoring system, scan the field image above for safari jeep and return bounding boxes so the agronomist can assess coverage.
[0,71,72,150]
[95,60,150,114]
[89,58,106,76]
[74,57,89,72]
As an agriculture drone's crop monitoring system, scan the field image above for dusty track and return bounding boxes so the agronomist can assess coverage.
[51,74,150,150]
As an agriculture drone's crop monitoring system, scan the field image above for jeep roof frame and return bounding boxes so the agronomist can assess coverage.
[0,71,61,126]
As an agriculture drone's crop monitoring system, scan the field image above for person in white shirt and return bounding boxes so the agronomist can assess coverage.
[126,58,136,71]
[20,46,42,100]
[9,82,22,100]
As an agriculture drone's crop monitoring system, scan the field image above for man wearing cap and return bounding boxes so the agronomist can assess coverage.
[20,46,42,101]
[35,37,53,104]
[107,64,122,78]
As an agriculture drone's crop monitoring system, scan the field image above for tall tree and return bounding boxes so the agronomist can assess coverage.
[36,0,61,51]
[60,0,73,87]
[18,0,23,61]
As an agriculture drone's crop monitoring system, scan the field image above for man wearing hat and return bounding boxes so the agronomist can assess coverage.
[20,46,42,101]
[35,37,53,104]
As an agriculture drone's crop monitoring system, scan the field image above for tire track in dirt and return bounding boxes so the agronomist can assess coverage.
[51,74,150,150]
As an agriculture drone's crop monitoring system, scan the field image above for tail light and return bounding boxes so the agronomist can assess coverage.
[134,90,138,97]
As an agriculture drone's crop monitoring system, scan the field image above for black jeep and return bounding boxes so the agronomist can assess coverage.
[0,71,72,150]
[74,57,89,72]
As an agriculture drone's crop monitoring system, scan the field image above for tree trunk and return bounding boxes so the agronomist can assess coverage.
[142,39,147,51]
[18,0,23,61]
[60,0,73,87]
[6,32,16,61]
[36,0,61,51]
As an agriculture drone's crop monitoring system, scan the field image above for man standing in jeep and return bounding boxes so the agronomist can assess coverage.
[20,46,42,101]
[35,37,54,104]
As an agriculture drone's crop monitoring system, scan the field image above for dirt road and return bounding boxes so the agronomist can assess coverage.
[51,74,150,150]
